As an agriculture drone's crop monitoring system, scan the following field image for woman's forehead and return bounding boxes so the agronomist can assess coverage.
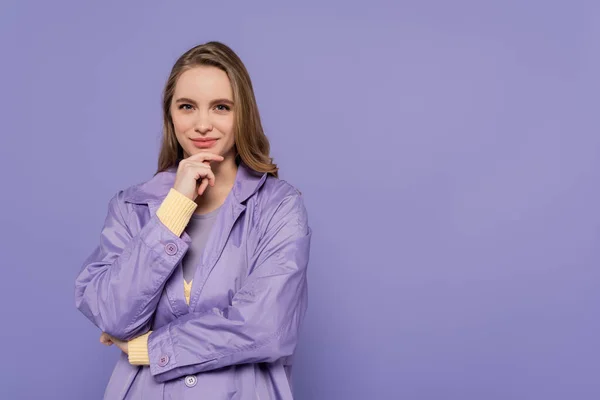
[174,66,232,99]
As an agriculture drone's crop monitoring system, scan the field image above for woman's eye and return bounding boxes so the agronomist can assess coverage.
[179,104,193,110]
[215,104,231,111]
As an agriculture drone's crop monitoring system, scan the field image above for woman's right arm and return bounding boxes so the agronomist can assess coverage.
[74,188,197,341]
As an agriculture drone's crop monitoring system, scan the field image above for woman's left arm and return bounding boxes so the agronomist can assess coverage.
[129,193,311,382]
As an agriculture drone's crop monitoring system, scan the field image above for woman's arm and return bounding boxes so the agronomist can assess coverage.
[128,193,311,382]
[75,188,197,341]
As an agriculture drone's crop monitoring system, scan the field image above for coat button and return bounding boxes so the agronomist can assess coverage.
[184,375,197,388]
[158,355,169,367]
[164,242,178,256]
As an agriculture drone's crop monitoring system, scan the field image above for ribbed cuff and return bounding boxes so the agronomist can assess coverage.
[128,331,152,365]
[156,188,197,236]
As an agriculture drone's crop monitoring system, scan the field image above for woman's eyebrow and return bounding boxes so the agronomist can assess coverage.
[174,97,234,106]
[174,97,198,105]
[211,98,234,106]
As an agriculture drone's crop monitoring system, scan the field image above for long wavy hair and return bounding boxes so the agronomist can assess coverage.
[156,41,278,177]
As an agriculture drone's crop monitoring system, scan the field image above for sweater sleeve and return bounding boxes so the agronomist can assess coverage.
[156,188,198,236]
[129,331,152,365]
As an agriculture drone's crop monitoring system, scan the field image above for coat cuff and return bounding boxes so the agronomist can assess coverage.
[128,331,152,365]
[156,188,197,236]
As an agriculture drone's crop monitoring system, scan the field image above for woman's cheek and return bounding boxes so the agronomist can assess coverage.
[217,117,235,135]
[173,115,193,133]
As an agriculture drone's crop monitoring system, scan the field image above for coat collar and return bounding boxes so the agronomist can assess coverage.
[122,161,268,206]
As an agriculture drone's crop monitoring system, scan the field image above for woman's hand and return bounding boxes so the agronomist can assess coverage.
[100,332,128,355]
[174,152,224,201]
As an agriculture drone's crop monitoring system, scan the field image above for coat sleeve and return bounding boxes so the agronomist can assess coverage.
[74,190,194,340]
[146,193,311,382]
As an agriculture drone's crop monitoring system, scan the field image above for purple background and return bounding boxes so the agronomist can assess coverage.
[1,1,598,399]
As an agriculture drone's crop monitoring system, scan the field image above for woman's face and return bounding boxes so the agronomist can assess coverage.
[170,65,236,160]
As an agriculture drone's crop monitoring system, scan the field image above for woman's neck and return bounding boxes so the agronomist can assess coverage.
[193,156,237,215]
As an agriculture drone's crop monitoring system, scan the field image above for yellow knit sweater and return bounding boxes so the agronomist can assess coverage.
[128,188,198,365]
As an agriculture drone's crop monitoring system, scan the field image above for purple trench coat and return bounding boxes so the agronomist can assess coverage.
[74,163,311,399]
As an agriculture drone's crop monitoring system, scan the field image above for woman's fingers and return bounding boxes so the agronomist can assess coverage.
[187,151,224,164]
[189,163,216,187]
[174,157,219,200]
[198,177,210,196]
[100,332,113,346]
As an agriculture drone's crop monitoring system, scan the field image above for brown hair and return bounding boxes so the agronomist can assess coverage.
[156,41,278,177]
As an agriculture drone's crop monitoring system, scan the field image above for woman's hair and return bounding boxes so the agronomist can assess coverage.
[156,41,278,177]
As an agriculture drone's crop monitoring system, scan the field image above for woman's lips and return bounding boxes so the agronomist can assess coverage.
[191,139,218,149]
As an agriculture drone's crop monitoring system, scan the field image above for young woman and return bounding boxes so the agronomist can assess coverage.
[75,41,311,399]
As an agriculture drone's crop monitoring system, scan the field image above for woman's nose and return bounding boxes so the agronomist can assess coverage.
[194,112,213,133]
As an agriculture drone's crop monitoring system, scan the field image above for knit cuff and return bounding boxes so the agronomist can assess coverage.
[128,331,152,365]
[156,188,197,236]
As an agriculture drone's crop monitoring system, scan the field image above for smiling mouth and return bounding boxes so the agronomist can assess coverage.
[190,138,218,148]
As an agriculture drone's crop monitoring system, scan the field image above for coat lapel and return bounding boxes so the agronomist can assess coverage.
[122,162,268,315]
[187,196,245,310]
[188,164,267,310]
